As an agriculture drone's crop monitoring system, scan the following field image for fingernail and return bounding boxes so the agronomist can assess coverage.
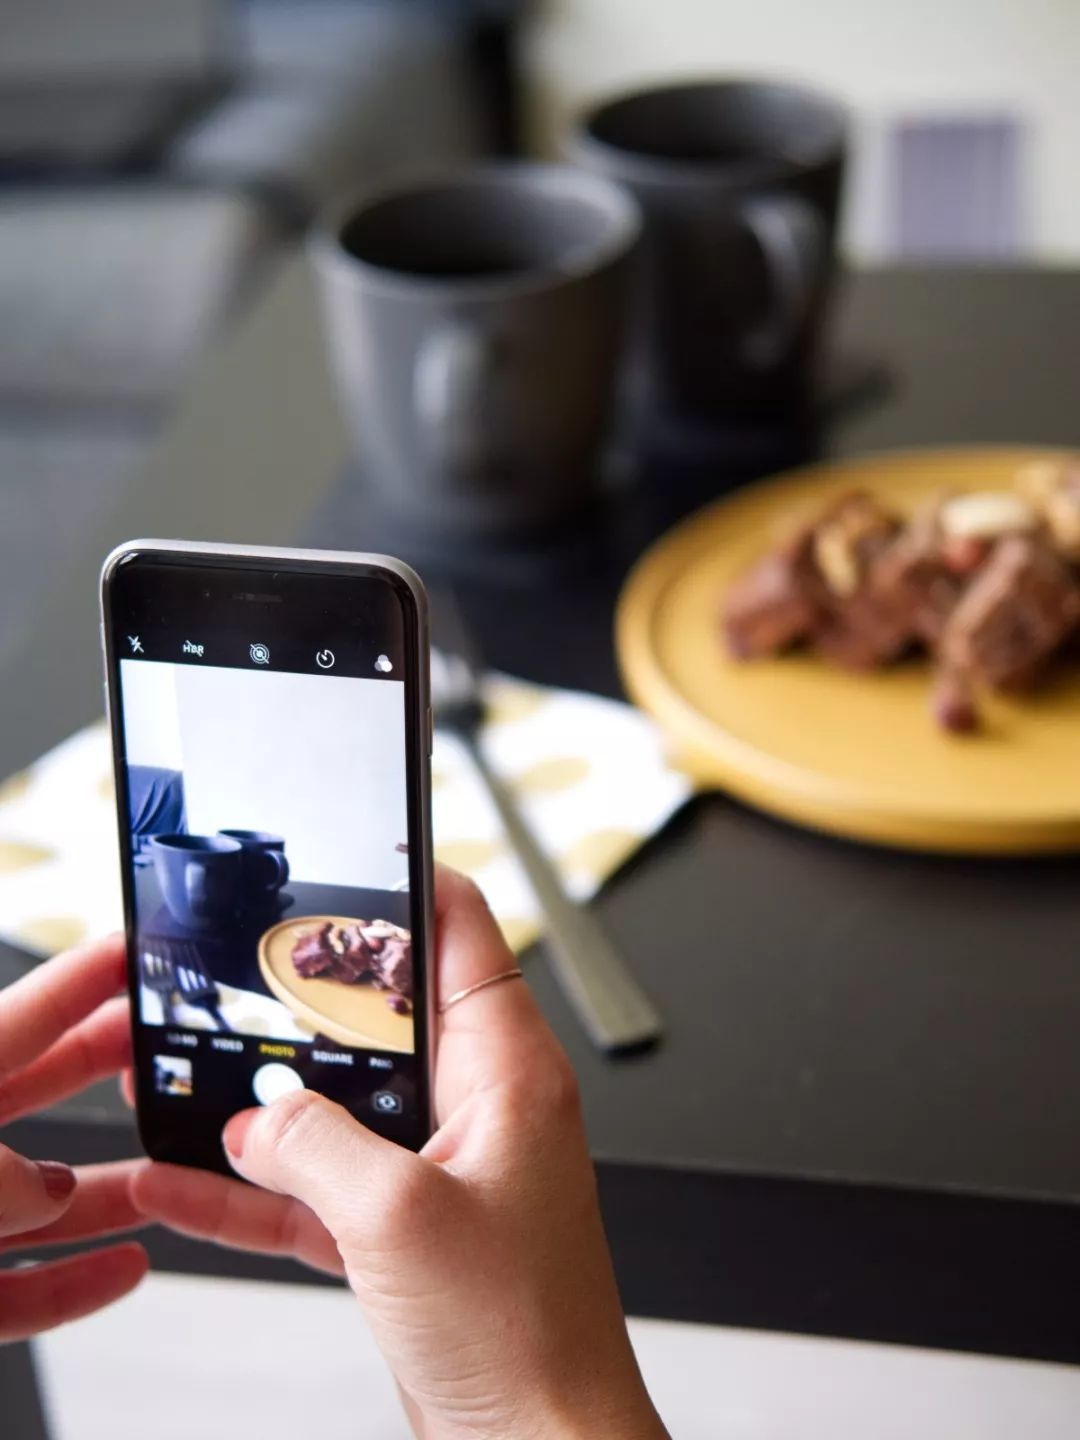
[37,1161,76,1202]
[222,1109,256,1159]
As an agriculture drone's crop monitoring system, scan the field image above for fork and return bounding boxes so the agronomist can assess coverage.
[430,639,662,1054]
[164,941,231,1032]
[139,950,178,1027]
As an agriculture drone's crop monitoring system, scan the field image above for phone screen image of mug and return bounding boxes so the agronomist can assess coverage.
[104,553,431,1170]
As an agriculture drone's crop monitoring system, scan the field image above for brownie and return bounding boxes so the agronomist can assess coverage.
[940,535,1080,690]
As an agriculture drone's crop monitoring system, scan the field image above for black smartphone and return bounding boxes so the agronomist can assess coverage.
[101,541,434,1172]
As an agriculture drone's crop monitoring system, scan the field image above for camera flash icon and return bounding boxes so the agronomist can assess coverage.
[374,654,393,674]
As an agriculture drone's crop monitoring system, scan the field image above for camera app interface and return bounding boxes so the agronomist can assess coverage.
[109,562,425,1143]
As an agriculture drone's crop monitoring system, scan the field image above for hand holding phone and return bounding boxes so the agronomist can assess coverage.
[101,542,434,1168]
[0,934,147,1341]
[132,869,670,1440]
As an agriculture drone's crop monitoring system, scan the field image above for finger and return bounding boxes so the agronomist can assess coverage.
[0,997,131,1125]
[219,1090,434,1254]
[129,1161,343,1277]
[0,1162,145,1255]
[0,1242,147,1342]
[0,933,126,1084]
[432,867,560,1121]
[0,1143,76,1238]
[120,1067,136,1109]
[434,865,537,1032]
[396,1381,427,1439]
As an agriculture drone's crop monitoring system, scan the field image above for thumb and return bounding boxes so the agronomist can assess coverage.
[222,1091,431,1247]
[0,1144,76,1238]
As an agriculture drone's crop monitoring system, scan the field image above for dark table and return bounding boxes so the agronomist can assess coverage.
[6,263,1080,1382]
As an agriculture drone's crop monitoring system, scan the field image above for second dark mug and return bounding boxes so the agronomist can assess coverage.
[150,834,244,931]
[217,829,290,914]
[310,163,640,538]
[570,79,847,423]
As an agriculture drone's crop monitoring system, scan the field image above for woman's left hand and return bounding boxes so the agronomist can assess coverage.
[0,934,147,1343]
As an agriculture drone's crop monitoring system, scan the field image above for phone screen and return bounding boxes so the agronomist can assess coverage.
[103,551,432,1170]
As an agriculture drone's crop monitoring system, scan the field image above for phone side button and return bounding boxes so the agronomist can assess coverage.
[427,707,433,755]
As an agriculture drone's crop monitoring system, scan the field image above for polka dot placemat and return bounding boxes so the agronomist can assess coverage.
[0,677,693,958]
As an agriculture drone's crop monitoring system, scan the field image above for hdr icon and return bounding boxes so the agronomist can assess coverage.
[182,640,204,657]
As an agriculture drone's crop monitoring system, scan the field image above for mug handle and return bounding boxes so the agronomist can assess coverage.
[185,862,209,920]
[260,850,289,893]
[413,323,495,477]
[738,194,825,370]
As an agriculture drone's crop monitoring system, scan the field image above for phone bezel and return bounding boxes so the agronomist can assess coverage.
[101,539,435,1165]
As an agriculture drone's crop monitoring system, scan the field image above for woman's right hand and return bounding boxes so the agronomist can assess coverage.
[131,869,667,1440]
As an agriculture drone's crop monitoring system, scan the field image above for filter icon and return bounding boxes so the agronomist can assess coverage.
[374,654,393,674]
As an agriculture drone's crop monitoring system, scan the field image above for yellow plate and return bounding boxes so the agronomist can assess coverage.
[258,916,414,1054]
[616,446,1080,854]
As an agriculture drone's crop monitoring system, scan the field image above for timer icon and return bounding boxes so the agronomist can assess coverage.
[316,649,335,670]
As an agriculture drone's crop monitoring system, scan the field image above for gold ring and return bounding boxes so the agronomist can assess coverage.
[438,967,524,1014]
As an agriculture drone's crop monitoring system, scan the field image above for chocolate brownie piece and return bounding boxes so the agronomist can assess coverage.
[809,493,910,668]
[374,937,413,1000]
[867,499,967,650]
[940,535,1080,690]
[292,922,335,978]
[723,523,820,659]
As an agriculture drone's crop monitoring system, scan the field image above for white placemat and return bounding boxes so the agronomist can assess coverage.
[0,676,692,958]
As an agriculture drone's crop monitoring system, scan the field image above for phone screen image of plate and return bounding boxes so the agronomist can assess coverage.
[108,560,429,1156]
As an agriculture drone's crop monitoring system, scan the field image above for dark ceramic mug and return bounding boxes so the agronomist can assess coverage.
[217,829,290,913]
[309,163,641,538]
[149,834,243,931]
[570,79,847,422]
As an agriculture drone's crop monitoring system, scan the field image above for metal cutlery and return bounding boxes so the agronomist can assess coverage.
[162,940,231,1032]
[139,949,178,1026]
[140,942,230,1031]
[430,627,662,1054]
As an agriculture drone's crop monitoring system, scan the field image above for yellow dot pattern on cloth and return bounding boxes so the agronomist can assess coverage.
[511,756,591,795]
[0,770,31,805]
[483,682,548,725]
[14,916,87,952]
[496,916,541,954]
[435,839,503,873]
[0,840,55,873]
[560,828,640,884]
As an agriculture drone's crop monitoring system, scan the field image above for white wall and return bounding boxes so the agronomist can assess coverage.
[119,661,408,890]
[175,667,408,889]
[524,0,1080,262]
[119,661,183,770]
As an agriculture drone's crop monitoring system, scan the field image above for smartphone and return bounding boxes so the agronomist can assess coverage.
[101,541,434,1172]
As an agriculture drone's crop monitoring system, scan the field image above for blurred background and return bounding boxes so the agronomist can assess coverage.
[527,0,1077,263]
[4,0,1076,672]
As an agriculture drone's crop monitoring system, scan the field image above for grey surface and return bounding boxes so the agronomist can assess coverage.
[0,189,281,406]
[0,0,224,79]
[2,260,345,773]
[0,415,151,666]
[169,7,482,212]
